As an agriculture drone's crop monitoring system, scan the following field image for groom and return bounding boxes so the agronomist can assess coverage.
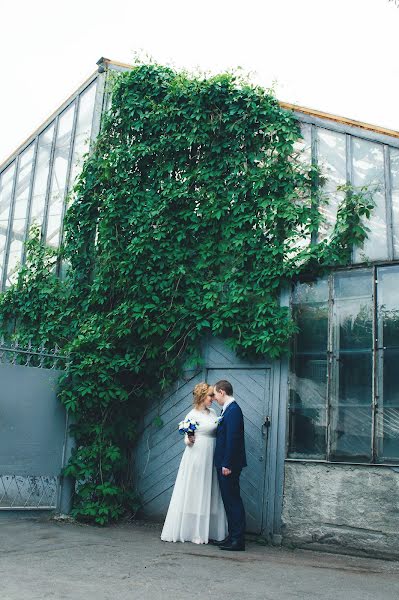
[213,379,246,551]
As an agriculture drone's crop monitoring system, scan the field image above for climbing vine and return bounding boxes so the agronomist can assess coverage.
[0,63,373,524]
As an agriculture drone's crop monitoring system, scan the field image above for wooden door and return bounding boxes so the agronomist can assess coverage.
[207,367,271,534]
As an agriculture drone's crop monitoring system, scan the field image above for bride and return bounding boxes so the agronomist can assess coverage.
[161,382,228,544]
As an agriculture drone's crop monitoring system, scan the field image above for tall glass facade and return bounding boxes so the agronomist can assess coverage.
[0,77,97,289]
[288,115,399,465]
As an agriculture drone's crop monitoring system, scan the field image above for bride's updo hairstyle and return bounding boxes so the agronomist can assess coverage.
[193,382,210,409]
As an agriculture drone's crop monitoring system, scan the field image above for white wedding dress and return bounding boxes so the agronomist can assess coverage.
[161,407,228,544]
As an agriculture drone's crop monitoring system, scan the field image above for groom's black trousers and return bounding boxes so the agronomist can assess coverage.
[217,468,246,543]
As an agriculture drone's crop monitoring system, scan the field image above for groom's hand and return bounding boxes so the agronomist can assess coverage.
[222,467,231,476]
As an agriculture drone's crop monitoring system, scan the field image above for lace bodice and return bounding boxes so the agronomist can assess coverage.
[185,408,218,439]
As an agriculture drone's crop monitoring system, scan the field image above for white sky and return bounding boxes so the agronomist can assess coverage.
[1,0,398,166]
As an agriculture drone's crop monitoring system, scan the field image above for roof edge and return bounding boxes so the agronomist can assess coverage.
[101,58,399,140]
[2,58,398,173]
[279,101,399,141]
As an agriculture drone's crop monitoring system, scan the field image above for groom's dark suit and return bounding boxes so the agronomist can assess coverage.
[214,400,246,546]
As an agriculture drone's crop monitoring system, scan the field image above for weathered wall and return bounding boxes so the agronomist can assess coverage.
[282,462,399,559]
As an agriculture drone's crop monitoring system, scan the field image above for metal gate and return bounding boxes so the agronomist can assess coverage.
[133,337,279,535]
[0,341,69,511]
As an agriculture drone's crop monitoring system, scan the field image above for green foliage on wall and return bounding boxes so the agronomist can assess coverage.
[0,64,373,524]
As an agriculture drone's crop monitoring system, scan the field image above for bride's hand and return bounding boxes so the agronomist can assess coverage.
[185,434,195,446]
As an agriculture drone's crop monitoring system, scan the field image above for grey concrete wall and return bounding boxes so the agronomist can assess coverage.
[282,461,399,559]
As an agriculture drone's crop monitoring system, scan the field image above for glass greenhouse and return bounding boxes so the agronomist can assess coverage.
[2,58,399,555]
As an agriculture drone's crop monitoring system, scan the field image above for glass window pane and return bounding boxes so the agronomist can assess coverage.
[0,162,16,221]
[376,266,399,462]
[382,350,399,408]
[46,213,63,249]
[352,139,387,262]
[295,304,328,354]
[288,277,328,459]
[29,124,55,229]
[330,271,373,461]
[13,144,35,220]
[46,103,75,247]
[294,123,311,163]
[0,162,16,285]
[377,348,399,462]
[69,82,96,186]
[4,146,35,287]
[391,148,399,259]
[377,405,399,462]
[288,123,312,256]
[330,405,372,461]
[378,265,399,348]
[6,238,23,286]
[317,128,346,240]
[289,356,328,458]
[292,277,329,305]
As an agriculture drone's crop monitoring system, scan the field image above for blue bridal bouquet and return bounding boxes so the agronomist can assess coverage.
[178,417,199,439]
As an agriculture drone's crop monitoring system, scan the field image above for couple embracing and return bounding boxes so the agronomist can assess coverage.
[161,380,246,551]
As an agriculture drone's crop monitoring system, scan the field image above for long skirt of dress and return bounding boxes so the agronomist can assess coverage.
[161,433,228,544]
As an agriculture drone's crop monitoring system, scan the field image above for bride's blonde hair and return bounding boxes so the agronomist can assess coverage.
[193,382,210,409]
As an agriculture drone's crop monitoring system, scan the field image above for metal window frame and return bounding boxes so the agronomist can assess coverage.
[312,125,394,265]
[384,145,394,261]
[371,266,378,462]
[328,268,376,464]
[288,265,399,467]
[325,272,333,462]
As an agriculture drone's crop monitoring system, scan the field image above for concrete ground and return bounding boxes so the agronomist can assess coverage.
[1,517,399,600]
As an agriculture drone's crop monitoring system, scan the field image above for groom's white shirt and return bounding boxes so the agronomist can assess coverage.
[221,396,235,415]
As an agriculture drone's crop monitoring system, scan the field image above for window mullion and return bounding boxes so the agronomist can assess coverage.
[310,124,318,245]
[374,267,385,463]
[326,272,334,462]
[384,146,394,261]
[346,134,354,264]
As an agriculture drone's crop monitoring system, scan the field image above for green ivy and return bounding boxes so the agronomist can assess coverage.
[0,63,374,524]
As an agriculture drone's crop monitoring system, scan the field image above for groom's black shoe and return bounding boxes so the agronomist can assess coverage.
[209,536,230,546]
[219,539,245,551]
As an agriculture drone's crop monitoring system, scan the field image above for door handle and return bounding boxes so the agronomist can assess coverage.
[262,416,271,435]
